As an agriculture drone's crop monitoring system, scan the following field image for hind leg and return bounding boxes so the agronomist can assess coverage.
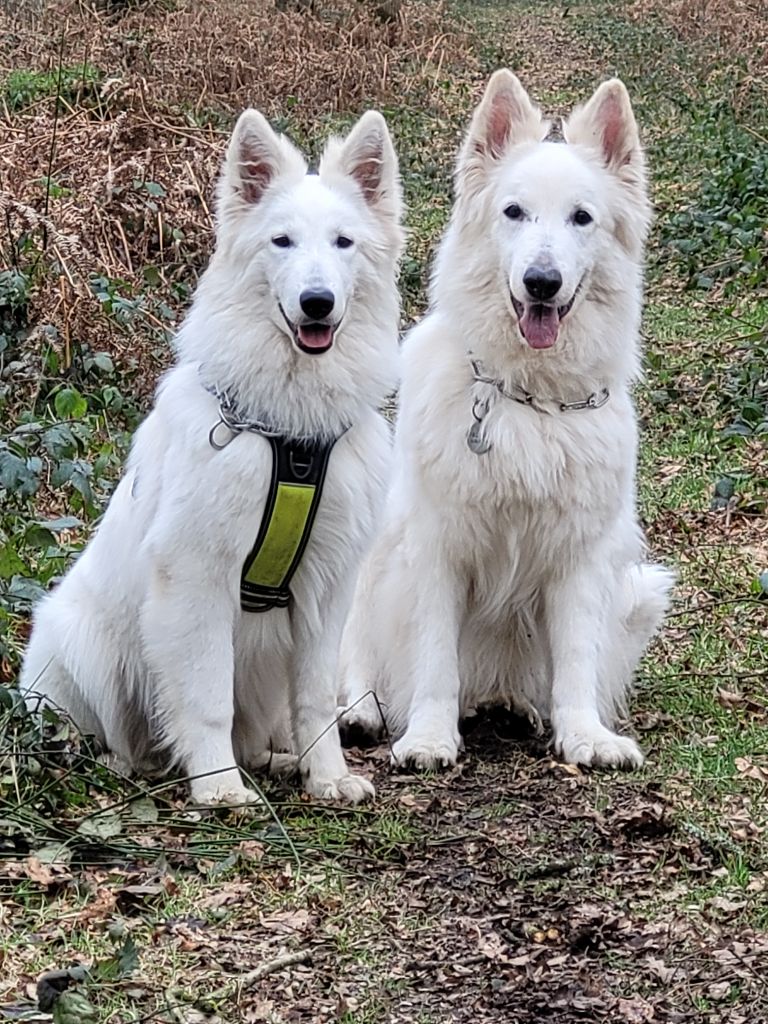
[20,596,131,755]
[142,573,257,808]
[21,637,106,742]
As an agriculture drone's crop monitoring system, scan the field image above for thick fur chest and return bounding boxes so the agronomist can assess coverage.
[409,384,640,595]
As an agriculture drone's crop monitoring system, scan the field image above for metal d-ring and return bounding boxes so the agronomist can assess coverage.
[209,418,238,450]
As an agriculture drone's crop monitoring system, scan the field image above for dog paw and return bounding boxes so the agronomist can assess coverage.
[304,772,375,804]
[98,751,134,777]
[555,727,644,769]
[391,732,459,770]
[336,699,385,746]
[190,781,261,809]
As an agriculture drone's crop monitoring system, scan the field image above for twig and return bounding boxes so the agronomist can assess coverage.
[406,953,486,971]
[40,30,66,256]
[203,949,311,1005]
[665,596,766,619]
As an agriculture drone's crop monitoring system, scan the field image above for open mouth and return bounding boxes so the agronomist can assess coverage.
[510,289,578,350]
[296,322,335,354]
[279,305,337,355]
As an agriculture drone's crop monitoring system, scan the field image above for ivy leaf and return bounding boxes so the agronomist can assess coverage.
[0,543,29,579]
[6,576,47,606]
[51,459,94,505]
[77,810,122,840]
[24,525,57,550]
[52,989,98,1024]
[0,450,41,497]
[128,796,159,823]
[54,388,88,420]
[42,423,78,459]
[37,516,83,532]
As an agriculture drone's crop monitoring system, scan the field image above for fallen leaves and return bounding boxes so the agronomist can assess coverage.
[734,756,768,783]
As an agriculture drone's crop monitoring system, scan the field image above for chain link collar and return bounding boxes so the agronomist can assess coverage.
[467,356,610,455]
[204,382,329,450]
[470,358,609,413]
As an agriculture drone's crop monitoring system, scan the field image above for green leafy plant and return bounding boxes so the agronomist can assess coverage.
[663,114,768,294]
[3,63,102,112]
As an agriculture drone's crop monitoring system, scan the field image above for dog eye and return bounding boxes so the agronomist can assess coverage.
[272,235,292,248]
[504,203,524,221]
[335,235,354,249]
[573,209,593,226]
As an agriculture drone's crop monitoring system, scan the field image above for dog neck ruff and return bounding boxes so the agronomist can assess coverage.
[206,386,345,613]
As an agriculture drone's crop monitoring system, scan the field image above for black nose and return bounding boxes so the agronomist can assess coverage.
[523,266,563,302]
[299,288,335,320]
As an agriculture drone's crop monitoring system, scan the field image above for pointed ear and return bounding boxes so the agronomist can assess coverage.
[457,70,545,194]
[217,109,305,223]
[565,80,649,251]
[564,79,642,172]
[321,110,402,221]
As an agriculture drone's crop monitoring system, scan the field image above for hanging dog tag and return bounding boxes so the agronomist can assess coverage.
[466,397,492,455]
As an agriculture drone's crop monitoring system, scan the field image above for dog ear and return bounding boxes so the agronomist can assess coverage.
[321,111,402,221]
[218,109,305,222]
[564,80,649,251]
[564,79,642,173]
[457,70,544,193]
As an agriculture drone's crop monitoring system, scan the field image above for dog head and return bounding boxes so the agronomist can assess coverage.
[215,108,402,357]
[452,70,649,352]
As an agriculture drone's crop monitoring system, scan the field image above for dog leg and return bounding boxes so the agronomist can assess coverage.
[142,581,257,807]
[337,594,388,742]
[546,566,645,769]
[292,599,375,804]
[390,555,464,770]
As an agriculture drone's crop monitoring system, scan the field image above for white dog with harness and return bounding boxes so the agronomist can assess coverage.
[21,108,403,805]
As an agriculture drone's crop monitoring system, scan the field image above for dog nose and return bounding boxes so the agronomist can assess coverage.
[299,288,335,320]
[523,266,563,302]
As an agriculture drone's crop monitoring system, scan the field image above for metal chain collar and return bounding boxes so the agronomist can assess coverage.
[467,356,610,456]
[470,358,610,413]
[204,384,312,451]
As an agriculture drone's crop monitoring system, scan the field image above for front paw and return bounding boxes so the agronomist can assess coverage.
[190,773,261,808]
[554,725,644,769]
[391,731,460,770]
[336,698,385,747]
[304,772,375,804]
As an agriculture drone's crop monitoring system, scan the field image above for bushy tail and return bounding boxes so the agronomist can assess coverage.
[599,562,675,724]
[624,562,675,651]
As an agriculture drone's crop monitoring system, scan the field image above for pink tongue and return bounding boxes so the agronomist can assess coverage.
[297,324,333,350]
[520,305,559,349]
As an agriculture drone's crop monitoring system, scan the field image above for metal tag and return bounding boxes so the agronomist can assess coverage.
[466,397,492,455]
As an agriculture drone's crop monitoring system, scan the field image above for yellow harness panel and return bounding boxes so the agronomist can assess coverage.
[243,482,317,590]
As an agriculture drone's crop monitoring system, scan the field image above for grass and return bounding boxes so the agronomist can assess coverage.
[1,0,767,1020]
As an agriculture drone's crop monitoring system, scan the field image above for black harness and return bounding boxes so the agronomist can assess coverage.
[239,434,338,612]
[206,385,342,613]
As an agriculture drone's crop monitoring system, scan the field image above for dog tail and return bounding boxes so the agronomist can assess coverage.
[624,562,675,648]
[599,561,674,725]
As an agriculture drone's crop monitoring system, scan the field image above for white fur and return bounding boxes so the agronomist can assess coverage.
[339,72,674,770]
[21,108,404,805]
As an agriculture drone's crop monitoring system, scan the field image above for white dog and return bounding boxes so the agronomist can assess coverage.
[339,71,673,770]
[21,108,403,805]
